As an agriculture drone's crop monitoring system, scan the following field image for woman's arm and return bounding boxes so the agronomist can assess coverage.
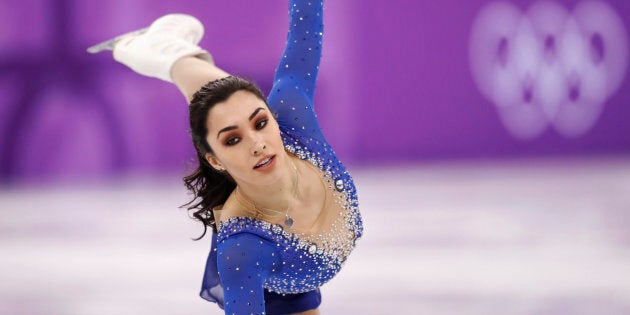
[266,0,327,144]
[216,233,280,314]
[270,0,324,103]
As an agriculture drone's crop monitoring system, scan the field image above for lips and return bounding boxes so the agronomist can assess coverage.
[254,155,275,169]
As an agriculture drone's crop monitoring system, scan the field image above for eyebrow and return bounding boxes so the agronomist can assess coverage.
[216,107,266,139]
[248,107,265,121]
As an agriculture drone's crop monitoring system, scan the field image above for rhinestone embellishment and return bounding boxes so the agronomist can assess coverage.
[335,179,344,192]
[272,224,283,235]
[308,244,317,254]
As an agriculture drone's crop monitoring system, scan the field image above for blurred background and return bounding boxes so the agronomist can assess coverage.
[1,0,629,314]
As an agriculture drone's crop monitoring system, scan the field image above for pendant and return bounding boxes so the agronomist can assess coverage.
[284,215,294,228]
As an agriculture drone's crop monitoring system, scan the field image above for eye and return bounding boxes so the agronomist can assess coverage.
[225,136,241,146]
[255,119,268,130]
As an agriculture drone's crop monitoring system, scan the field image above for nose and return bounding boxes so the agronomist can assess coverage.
[250,140,267,156]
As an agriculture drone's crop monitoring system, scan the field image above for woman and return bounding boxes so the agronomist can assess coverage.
[101,0,362,314]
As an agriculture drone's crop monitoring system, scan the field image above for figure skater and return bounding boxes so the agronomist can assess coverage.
[93,0,362,314]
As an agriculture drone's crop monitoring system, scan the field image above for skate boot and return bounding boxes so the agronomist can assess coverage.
[88,14,213,82]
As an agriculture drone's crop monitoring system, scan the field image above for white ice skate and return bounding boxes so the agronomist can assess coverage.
[87,27,149,54]
[87,14,212,82]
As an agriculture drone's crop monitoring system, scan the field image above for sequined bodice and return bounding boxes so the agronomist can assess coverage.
[216,136,363,294]
[200,1,362,313]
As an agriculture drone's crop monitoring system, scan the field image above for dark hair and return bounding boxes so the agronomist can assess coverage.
[182,76,266,240]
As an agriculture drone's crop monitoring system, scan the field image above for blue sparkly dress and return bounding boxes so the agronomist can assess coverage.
[200,1,363,314]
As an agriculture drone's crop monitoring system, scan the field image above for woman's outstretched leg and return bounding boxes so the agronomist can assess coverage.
[111,14,230,102]
[171,57,229,102]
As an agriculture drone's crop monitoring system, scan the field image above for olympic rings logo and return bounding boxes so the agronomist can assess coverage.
[469,1,628,139]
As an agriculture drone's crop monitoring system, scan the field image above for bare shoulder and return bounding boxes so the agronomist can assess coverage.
[214,191,250,228]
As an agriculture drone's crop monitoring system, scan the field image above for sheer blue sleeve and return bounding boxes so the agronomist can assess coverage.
[267,0,327,144]
[216,232,281,314]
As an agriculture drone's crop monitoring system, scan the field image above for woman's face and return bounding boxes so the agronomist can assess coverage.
[204,90,287,186]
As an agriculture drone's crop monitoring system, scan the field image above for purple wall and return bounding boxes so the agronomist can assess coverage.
[352,0,630,162]
[1,0,629,183]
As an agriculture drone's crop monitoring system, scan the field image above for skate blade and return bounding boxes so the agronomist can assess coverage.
[86,27,149,54]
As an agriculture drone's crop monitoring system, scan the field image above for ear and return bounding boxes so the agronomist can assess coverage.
[205,153,225,171]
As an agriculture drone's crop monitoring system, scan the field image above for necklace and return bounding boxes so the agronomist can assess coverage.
[234,159,298,228]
